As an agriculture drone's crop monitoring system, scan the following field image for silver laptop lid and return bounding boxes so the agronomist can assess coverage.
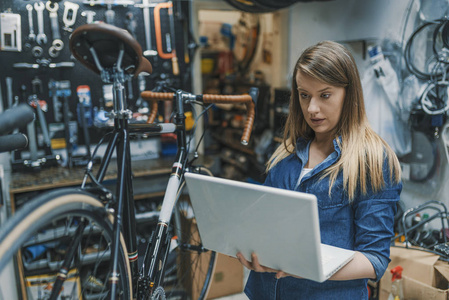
[184,172,325,281]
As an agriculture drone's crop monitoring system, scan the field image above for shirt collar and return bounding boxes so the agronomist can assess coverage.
[295,136,342,166]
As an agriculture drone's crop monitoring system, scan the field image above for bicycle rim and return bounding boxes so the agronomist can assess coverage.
[152,185,217,300]
[0,188,132,300]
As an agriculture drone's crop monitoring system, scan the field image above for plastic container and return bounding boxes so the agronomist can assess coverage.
[388,265,404,300]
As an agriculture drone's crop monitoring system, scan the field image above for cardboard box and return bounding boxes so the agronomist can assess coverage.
[379,247,449,300]
[207,253,244,299]
[25,270,82,299]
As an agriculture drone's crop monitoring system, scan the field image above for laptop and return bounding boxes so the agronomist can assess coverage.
[183,172,355,282]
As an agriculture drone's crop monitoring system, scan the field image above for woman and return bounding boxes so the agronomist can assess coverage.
[237,41,402,299]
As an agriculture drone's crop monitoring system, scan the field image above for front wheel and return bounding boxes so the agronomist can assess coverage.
[0,188,132,299]
[145,181,217,300]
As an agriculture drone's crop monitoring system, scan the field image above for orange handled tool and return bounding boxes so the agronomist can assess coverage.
[154,1,179,75]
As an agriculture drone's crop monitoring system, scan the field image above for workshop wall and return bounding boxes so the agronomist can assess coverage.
[286,0,449,210]
[0,0,193,163]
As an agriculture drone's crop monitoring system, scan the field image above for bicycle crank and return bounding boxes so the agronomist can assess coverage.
[151,286,166,300]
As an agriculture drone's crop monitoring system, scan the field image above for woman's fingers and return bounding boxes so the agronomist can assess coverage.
[236,252,286,278]
[275,271,287,279]
[236,252,252,270]
[251,253,266,272]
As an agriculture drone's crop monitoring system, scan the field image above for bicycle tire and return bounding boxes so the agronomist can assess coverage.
[0,188,132,300]
[224,0,276,13]
[149,181,217,300]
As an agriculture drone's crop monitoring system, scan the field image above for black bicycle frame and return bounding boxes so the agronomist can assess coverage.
[88,75,167,298]
[137,90,189,298]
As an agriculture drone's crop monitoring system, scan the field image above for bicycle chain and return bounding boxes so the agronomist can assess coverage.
[151,286,166,300]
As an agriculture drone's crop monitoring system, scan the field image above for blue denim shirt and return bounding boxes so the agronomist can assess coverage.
[245,138,402,300]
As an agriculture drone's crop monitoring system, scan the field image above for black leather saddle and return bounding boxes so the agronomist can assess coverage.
[69,23,152,77]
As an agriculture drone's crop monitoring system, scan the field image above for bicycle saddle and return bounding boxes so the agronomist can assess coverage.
[69,23,152,76]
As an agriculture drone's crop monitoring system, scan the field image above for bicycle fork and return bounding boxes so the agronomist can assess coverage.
[138,91,188,298]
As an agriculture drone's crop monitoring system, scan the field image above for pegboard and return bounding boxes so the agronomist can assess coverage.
[0,0,193,143]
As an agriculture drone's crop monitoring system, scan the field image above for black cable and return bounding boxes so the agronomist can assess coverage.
[432,19,449,64]
[442,19,449,49]
[404,19,446,80]
[399,0,416,81]
[186,103,214,154]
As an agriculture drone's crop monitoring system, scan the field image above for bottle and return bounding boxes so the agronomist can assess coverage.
[368,45,385,66]
[388,265,404,300]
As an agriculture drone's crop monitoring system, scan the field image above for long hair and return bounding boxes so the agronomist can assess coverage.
[267,41,401,200]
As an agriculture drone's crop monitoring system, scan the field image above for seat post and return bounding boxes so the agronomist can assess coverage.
[88,42,131,120]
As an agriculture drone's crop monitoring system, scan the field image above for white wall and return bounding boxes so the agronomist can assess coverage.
[287,0,412,68]
[286,0,449,211]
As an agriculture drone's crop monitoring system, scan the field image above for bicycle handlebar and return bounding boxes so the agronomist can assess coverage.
[0,104,35,136]
[141,89,258,145]
[0,104,34,153]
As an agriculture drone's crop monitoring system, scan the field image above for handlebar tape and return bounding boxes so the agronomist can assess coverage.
[0,104,35,135]
[141,91,257,144]
[0,133,29,153]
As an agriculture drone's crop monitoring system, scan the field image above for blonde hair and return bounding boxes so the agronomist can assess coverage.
[267,41,401,200]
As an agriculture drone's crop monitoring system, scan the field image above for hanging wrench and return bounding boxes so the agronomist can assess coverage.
[81,10,96,24]
[34,2,47,45]
[62,2,79,32]
[46,1,63,51]
[26,4,36,42]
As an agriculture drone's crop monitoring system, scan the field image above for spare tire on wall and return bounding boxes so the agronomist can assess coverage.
[224,0,285,13]
[224,0,334,13]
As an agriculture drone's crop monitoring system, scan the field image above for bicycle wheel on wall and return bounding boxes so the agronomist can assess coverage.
[0,188,132,300]
[224,0,278,13]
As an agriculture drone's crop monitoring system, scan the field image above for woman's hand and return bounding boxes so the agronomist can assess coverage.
[236,252,287,279]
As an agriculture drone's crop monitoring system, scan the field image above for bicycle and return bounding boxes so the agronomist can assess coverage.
[0,23,258,300]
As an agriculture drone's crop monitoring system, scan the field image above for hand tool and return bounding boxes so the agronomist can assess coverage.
[0,80,3,114]
[125,12,137,37]
[136,0,158,56]
[167,2,179,75]
[0,13,22,52]
[31,96,52,152]
[13,61,75,69]
[31,76,43,95]
[165,33,171,52]
[134,74,148,110]
[6,77,14,109]
[26,110,39,162]
[46,1,64,51]
[48,79,63,122]
[154,2,178,75]
[30,76,52,157]
[81,10,96,24]
[61,83,73,168]
[76,85,93,158]
[62,1,79,32]
[127,77,134,101]
[34,2,47,45]
[83,0,134,5]
[49,45,60,57]
[26,4,36,42]
[32,45,43,57]
[105,2,115,24]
